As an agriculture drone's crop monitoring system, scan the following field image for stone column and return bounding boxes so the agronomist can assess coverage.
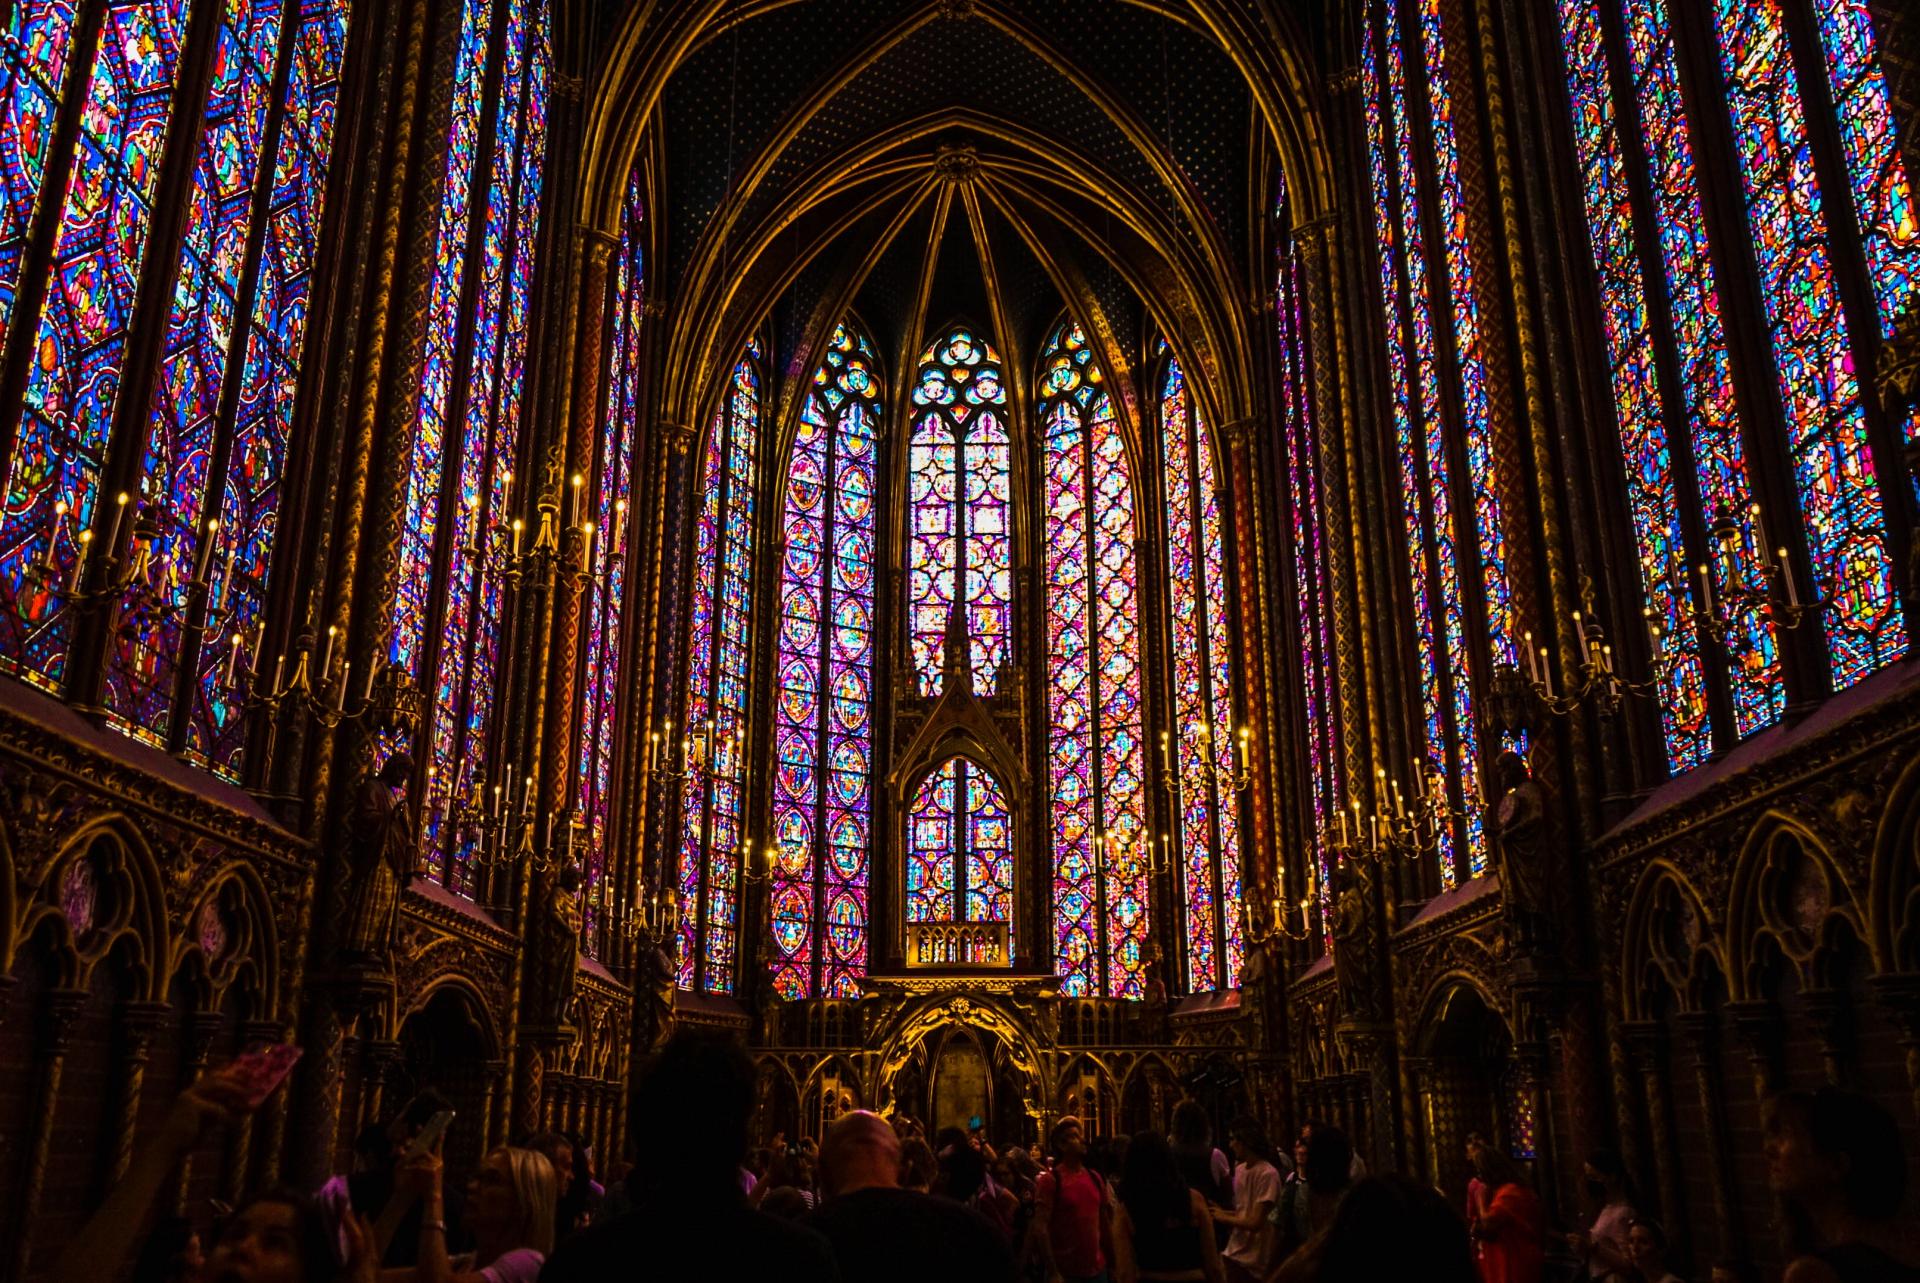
[110,1001,171,1186]
[1621,1021,1687,1250]
[1724,999,1784,1103]
[1674,1012,1743,1260]
[10,989,86,1279]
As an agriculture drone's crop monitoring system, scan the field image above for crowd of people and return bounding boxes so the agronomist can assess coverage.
[43,1031,1920,1283]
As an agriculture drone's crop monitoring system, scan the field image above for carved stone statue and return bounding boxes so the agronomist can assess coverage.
[636,925,677,1053]
[532,865,583,1028]
[1487,748,1552,954]
[338,754,416,963]
[1329,862,1378,1018]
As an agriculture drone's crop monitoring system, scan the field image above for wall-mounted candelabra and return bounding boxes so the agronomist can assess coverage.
[473,470,626,593]
[1328,764,1461,865]
[1241,866,1318,945]
[1157,720,1254,797]
[1501,504,1827,726]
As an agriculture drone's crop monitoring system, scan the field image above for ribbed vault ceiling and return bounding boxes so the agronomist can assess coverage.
[601,0,1324,431]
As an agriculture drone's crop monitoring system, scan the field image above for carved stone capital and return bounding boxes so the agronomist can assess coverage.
[1326,67,1360,95]
[661,421,697,456]
[934,143,979,183]
[1618,1019,1667,1065]
[579,225,620,265]
[42,988,88,1051]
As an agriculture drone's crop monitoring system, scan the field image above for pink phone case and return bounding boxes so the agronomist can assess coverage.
[230,1043,303,1107]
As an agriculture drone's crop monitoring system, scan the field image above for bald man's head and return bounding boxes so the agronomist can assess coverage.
[820,1110,901,1196]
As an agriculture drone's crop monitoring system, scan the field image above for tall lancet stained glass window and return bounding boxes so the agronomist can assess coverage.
[679,347,762,993]
[1274,181,1336,947]
[1809,0,1920,483]
[770,324,879,999]
[1711,0,1904,685]
[0,0,354,779]
[1160,352,1243,991]
[1042,321,1148,999]
[390,0,551,894]
[909,327,1010,696]
[907,756,1012,924]
[1361,4,1478,883]
[577,169,644,959]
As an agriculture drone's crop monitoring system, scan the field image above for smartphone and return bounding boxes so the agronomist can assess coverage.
[407,1108,455,1157]
[228,1043,303,1108]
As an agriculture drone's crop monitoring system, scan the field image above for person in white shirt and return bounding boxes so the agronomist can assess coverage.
[1207,1117,1280,1283]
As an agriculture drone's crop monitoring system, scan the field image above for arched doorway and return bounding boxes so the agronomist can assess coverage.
[1415,985,1519,1210]
[394,986,496,1171]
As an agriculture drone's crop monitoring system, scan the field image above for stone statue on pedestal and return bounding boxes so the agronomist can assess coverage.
[338,754,416,964]
[532,865,582,1028]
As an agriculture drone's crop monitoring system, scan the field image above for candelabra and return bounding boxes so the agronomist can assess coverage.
[1242,879,1316,945]
[1156,720,1254,797]
[473,471,625,594]
[1329,765,1459,865]
[248,625,413,730]
[28,497,254,653]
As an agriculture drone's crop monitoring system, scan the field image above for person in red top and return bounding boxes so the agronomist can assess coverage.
[1469,1149,1546,1283]
[1029,1116,1112,1283]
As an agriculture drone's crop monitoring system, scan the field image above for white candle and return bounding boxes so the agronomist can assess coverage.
[612,499,626,556]
[1523,630,1537,683]
[569,473,584,528]
[337,660,350,711]
[224,633,243,685]
[511,518,523,559]
[271,652,285,694]
[42,499,67,571]
[500,469,513,515]
[1697,562,1715,618]
[106,491,129,554]
[1777,547,1799,607]
[70,529,92,591]
[218,541,235,606]
[194,518,219,584]
[318,625,336,680]
[582,521,596,572]
[363,657,379,701]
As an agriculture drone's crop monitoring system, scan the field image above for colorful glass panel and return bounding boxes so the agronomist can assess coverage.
[391,0,491,687]
[578,164,642,958]
[1713,0,1905,685]
[908,326,1008,695]
[1162,356,1242,990]
[1415,0,1521,690]
[1555,0,1712,769]
[105,0,282,749]
[0,1,83,334]
[0,0,192,690]
[1042,321,1147,999]
[1275,186,1336,948]
[771,323,878,999]
[906,757,1010,923]
[1619,0,1783,736]
[426,0,545,889]
[679,350,759,992]
[188,0,352,773]
[1370,1,1484,880]
[1809,0,1920,484]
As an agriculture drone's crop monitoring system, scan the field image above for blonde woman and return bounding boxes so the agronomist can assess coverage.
[388,1144,557,1283]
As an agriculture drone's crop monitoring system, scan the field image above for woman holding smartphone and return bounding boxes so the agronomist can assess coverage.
[385,1143,557,1283]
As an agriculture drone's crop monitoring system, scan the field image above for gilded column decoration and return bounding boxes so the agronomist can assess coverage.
[110,1001,170,1185]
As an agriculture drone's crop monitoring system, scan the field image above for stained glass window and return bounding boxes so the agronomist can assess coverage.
[577,168,644,959]
[770,324,879,999]
[1041,320,1147,999]
[1712,0,1904,685]
[0,0,194,691]
[1160,353,1243,991]
[678,347,761,993]
[1555,0,1719,769]
[0,0,352,774]
[1414,0,1522,687]
[191,0,353,774]
[0,1,84,335]
[1275,177,1337,947]
[907,756,1012,924]
[909,326,1009,696]
[1362,1,1481,883]
[389,0,551,891]
[1615,0,1783,740]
